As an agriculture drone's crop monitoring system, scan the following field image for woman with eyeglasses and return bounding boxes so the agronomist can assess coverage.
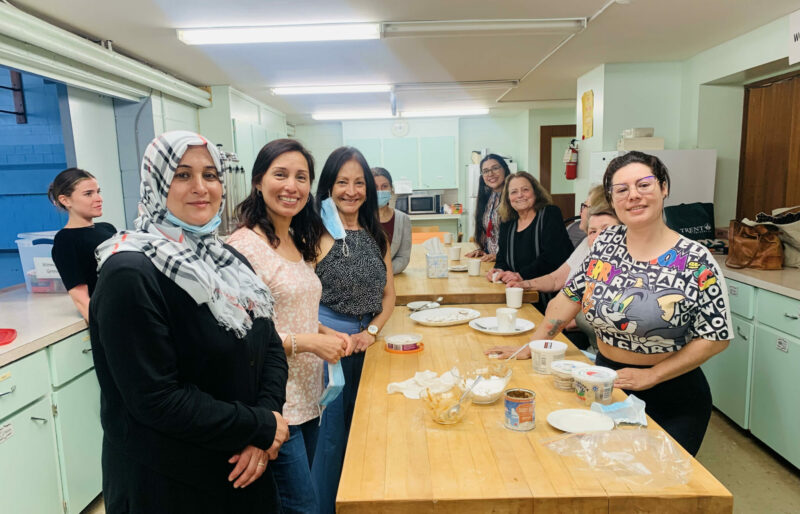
[465,154,510,262]
[488,151,732,456]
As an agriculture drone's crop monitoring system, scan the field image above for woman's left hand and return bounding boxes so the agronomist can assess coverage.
[501,271,523,284]
[351,330,376,353]
[479,252,497,263]
[614,367,659,391]
[335,330,355,356]
[228,445,269,489]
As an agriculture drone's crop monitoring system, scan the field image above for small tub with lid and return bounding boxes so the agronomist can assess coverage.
[574,366,617,405]
[528,340,567,374]
[550,360,590,391]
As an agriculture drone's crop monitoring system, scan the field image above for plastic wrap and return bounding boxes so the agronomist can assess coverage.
[545,429,692,487]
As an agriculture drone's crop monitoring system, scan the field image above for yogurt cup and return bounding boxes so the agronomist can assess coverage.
[550,360,590,391]
[573,366,617,405]
[528,340,567,374]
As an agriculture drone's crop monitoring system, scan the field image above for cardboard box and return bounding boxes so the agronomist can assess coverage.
[617,137,665,151]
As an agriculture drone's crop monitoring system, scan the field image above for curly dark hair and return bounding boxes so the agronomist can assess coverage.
[235,138,323,262]
[316,146,388,256]
[602,151,671,206]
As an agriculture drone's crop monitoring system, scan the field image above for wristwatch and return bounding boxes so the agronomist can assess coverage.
[367,324,379,336]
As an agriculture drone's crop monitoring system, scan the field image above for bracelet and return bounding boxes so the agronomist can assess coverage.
[290,333,297,358]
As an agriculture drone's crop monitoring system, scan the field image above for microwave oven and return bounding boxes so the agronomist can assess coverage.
[396,194,441,215]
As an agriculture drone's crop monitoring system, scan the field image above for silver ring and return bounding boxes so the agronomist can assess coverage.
[257,462,266,467]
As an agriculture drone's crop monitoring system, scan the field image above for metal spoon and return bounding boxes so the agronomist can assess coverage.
[411,297,443,312]
[444,375,483,421]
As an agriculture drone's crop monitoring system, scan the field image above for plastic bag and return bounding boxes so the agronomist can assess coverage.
[545,429,692,487]
[590,394,647,426]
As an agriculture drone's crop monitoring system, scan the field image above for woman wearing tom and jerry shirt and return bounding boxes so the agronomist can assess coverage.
[488,151,732,456]
[90,131,289,512]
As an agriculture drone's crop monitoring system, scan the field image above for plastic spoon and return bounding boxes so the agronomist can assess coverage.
[411,297,443,312]
[444,375,483,421]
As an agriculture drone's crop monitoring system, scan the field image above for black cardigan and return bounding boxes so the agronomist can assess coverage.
[89,249,288,500]
[494,204,574,280]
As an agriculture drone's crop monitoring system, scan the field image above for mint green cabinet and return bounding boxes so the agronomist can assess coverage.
[382,138,419,189]
[419,136,456,189]
[749,324,800,469]
[345,138,382,168]
[53,370,103,513]
[726,278,755,319]
[0,397,63,514]
[702,315,753,428]
[755,289,800,336]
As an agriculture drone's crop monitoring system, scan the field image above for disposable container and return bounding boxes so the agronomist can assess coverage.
[425,253,448,278]
[550,360,590,391]
[574,366,617,405]
[528,340,567,374]
[15,231,65,294]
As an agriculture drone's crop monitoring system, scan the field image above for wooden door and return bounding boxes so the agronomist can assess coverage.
[737,72,800,219]
[540,124,577,221]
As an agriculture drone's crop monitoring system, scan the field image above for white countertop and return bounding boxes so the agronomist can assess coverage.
[408,214,462,220]
[0,286,85,367]
[720,262,800,301]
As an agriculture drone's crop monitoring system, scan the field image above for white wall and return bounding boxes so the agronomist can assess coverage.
[152,92,199,134]
[527,107,576,181]
[293,122,343,181]
[575,64,606,212]
[61,86,125,228]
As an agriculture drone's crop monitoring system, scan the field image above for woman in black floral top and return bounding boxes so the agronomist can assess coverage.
[489,152,732,455]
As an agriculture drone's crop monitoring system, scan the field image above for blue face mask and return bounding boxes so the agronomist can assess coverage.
[319,361,345,408]
[165,211,222,235]
[377,190,392,207]
[320,197,347,240]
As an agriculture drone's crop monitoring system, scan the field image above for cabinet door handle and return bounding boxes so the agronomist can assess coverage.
[736,326,748,341]
[82,348,93,354]
[30,416,48,424]
[784,313,799,320]
[0,385,16,398]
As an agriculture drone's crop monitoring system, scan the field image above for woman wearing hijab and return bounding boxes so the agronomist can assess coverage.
[89,131,289,513]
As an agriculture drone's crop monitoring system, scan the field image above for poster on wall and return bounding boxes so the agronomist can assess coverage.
[790,9,800,65]
[581,90,594,139]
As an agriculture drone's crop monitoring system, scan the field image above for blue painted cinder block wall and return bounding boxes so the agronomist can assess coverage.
[0,67,68,288]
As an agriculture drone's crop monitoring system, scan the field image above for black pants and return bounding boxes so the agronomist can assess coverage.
[595,352,712,456]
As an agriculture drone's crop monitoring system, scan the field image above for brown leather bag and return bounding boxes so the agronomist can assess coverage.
[726,220,784,269]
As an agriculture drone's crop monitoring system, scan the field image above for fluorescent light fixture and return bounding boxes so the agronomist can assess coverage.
[382,19,585,38]
[312,111,395,121]
[272,84,391,95]
[401,108,489,118]
[177,23,380,45]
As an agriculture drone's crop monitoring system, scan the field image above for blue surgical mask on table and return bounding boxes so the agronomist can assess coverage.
[320,197,350,255]
[377,190,392,207]
[165,211,221,235]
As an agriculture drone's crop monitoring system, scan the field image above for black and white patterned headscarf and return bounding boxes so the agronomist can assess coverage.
[96,130,273,338]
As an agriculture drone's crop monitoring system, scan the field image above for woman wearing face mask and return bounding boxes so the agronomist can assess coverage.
[90,131,289,513]
[465,154,510,262]
[227,139,352,514]
[48,168,116,320]
[487,171,573,311]
[488,152,732,456]
[371,167,411,274]
[312,147,395,514]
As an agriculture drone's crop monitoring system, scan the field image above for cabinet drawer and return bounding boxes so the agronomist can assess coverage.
[755,289,800,336]
[47,329,94,388]
[0,351,50,421]
[0,397,63,514]
[726,279,754,319]
[749,325,800,469]
[702,315,753,429]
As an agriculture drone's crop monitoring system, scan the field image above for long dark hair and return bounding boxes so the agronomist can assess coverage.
[316,146,388,256]
[473,154,511,248]
[236,138,323,262]
[48,167,95,210]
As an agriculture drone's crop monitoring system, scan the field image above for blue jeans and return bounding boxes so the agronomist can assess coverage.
[272,418,320,514]
[312,304,370,514]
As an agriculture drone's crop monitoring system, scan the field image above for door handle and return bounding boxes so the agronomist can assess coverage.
[82,348,93,354]
[30,417,48,424]
[0,385,16,398]
[784,313,799,320]
[736,326,748,341]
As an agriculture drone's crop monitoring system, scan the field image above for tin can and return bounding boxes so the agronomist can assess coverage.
[504,388,535,431]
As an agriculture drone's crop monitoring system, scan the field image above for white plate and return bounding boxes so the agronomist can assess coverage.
[407,301,441,311]
[547,409,615,433]
[448,264,468,272]
[409,307,481,327]
[468,317,535,336]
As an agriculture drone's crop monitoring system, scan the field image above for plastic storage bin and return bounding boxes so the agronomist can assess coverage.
[15,231,66,293]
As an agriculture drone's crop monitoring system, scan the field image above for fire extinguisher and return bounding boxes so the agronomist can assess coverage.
[564,139,578,180]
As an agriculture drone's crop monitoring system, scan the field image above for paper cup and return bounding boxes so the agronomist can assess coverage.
[443,232,453,245]
[506,287,523,308]
[528,340,567,374]
[448,246,461,261]
[467,259,481,276]
[496,307,517,332]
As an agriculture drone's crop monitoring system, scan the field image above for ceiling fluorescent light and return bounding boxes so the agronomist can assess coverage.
[382,19,585,38]
[177,23,380,45]
[401,108,489,118]
[312,111,395,121]
[272,84,391,95]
